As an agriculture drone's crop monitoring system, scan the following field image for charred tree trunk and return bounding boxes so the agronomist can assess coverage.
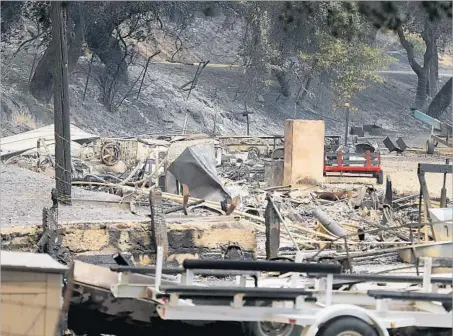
[29,3,129,104]
[273,69,291,98]
[397,20,437,110]
[427,46,439,97]
[264,194,280,260]
[85,23,128,83]
[29,3,84,102]
[415,69,429,110]
[427,77,452,119]
[29,42,56,102]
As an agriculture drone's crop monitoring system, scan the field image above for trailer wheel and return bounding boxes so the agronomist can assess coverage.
[317,316,378,336]
[245,320,302,336]
[244,301,302,336]
[376,171,384,185]
[426,139,435,154]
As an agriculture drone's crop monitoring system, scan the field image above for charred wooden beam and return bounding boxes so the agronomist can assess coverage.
[264,193,280,260]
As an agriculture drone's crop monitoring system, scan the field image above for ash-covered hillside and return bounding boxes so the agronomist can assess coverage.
[1,2,451,139]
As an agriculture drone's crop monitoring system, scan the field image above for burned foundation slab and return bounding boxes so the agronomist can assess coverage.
[1,217,257,265]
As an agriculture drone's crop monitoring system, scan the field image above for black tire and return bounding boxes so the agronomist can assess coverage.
[243,301,302,336]
[244,320,303,336]
[426,139,435,154]
[376,170,384,185]
[317,316,378,336]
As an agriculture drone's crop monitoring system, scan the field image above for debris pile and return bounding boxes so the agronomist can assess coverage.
[2,126,451,275]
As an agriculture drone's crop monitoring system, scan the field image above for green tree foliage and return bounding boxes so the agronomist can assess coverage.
[299,35,395,109]
[239,2,386,106]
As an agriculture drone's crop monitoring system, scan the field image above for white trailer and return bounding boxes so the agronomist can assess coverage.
[109,248,453,336]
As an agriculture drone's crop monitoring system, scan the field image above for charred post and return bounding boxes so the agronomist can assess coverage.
[52,1,72,205]
[264,193,280,260]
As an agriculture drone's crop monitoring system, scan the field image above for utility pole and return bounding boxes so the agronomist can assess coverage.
[344,102,350,147]
[52,1,72,205]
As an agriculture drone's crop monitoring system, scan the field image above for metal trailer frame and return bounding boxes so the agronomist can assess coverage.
[417,162,452,241]
[324,151,383,184]
[108,248,452,336]
[412,109,452,154]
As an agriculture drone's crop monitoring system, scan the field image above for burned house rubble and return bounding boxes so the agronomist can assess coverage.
[1,121,452,267]
[0,120,452,336]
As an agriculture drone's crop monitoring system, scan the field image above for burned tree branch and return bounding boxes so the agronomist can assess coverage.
[12,31,46,59]
[396,26,422,75]
[82,53,95,100]
[170,35,183,62]
[112,50,160,110]
[179,60,210,99]
[137,51,160,99]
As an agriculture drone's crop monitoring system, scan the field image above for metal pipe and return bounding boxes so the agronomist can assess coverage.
[344,102,350,147]
[312,208,347,237]
[155,246,163,292]
[422,257,433,292]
